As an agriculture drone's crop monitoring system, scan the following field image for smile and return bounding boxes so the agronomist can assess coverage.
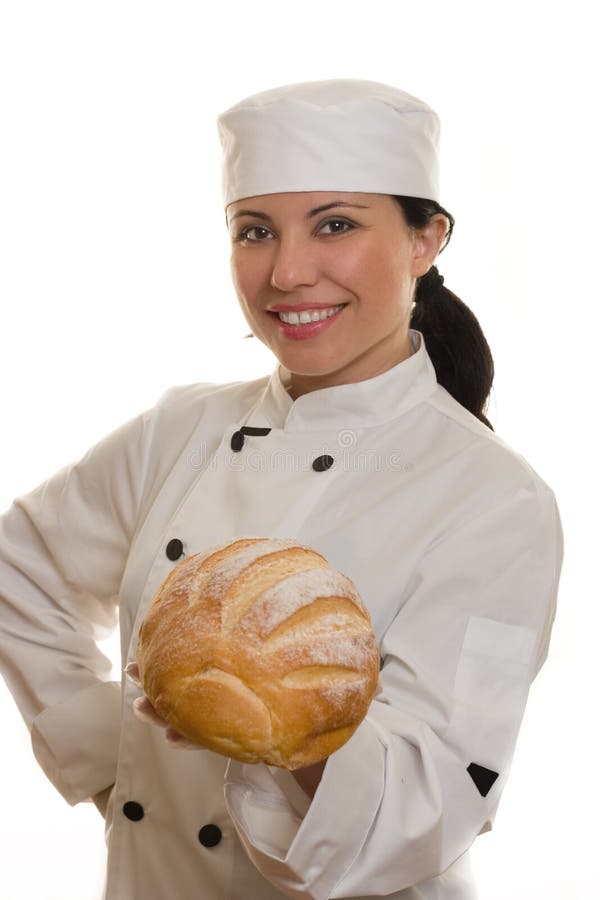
[276,304,346,325]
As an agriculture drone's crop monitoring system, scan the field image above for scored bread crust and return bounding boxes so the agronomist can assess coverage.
[137,537,380,769]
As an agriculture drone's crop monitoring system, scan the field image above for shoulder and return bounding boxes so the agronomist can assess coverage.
[148,375,270,437]
[406,387,564,607]
[420,383,559,515]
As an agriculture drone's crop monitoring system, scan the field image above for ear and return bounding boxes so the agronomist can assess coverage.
[410,214,450,278]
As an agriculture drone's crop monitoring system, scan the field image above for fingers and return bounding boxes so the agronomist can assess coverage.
[165,727,204,750]
[128,661,203,750]
[124,661,142,687]
[132,693,202,750]
[132,696,169,729]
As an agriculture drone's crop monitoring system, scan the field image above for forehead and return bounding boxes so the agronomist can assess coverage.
[226,191,396,222]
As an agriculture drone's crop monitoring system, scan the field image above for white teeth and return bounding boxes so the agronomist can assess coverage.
[277,305,344,325]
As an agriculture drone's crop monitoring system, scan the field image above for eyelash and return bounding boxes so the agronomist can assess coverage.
[233,217,356,243]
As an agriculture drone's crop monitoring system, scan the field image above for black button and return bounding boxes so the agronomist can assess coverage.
[312,454,334,472]
[198,824,222,847]
[123,801,144,821]
[467,763,499,797]
[166,538,184,561]
[240,426,272,437]
[230,430,245,452]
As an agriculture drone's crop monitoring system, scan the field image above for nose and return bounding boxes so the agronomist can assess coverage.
[270,236,319,292]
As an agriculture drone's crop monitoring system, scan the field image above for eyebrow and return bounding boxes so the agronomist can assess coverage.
[228,200,370,224]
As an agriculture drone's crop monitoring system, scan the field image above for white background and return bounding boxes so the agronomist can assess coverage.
[0,1,596,898]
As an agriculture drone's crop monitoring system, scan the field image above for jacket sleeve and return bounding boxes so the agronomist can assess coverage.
[0,403,159,805]
[224,478,564,899]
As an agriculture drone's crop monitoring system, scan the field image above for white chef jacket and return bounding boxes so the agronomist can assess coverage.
[0,329,563,900]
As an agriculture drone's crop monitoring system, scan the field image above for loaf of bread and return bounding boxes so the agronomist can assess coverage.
[136,537,380,769]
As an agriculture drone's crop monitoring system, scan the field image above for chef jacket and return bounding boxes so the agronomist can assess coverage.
[0,329,563,899]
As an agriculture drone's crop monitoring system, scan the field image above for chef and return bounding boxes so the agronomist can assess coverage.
[0,79,563,899]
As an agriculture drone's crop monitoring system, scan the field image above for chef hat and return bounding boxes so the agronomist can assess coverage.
[217,78,441,209]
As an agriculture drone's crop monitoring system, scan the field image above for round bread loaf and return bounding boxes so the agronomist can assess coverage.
[136,536,380,769]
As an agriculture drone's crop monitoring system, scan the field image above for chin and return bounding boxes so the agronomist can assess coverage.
[280,360,347,380]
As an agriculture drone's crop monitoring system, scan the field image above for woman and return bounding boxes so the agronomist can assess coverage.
[0,79,563,899]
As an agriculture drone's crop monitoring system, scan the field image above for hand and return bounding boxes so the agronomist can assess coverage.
[125,662,203,749]
[126,662,328,788]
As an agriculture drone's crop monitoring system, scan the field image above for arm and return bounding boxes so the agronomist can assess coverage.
[224,480,564,899]
[0,405,156,805]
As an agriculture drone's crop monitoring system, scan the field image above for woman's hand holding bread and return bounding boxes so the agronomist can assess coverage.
[132,537,380,773]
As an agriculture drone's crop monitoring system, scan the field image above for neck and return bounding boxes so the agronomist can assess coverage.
[285,332,414,401]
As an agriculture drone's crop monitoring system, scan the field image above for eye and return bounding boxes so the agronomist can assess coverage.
[235,225,274,243]
[318,218,355,236]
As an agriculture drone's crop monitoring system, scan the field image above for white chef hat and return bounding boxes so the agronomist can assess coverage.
[217,78,441,209]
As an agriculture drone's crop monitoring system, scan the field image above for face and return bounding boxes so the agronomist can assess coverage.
[227,191,446,398]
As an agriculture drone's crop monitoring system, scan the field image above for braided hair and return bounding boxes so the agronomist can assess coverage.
[395,196,495,431]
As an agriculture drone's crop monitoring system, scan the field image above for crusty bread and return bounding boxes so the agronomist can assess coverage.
[136,537,380,769]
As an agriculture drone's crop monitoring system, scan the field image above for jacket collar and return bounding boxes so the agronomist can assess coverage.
[245,329,438,433]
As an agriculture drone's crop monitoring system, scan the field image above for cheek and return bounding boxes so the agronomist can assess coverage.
[346,244,411,305]
[231,253,269,303]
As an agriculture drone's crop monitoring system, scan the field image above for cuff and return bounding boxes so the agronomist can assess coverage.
[31,680,122,805]
[224,722,385,900]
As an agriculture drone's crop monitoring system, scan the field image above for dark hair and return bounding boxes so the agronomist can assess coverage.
[394,196,495,430]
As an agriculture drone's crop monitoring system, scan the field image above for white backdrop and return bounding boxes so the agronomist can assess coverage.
[0,2,596,898]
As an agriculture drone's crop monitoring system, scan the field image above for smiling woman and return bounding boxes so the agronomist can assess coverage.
[227,190,494,422]
[227,191,447,397]
[0,77,563,900]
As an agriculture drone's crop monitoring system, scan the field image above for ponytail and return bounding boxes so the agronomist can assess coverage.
[394,196,495,431]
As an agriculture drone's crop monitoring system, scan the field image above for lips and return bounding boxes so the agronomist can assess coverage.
[268,303,348,313]
[270,303,347,341]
